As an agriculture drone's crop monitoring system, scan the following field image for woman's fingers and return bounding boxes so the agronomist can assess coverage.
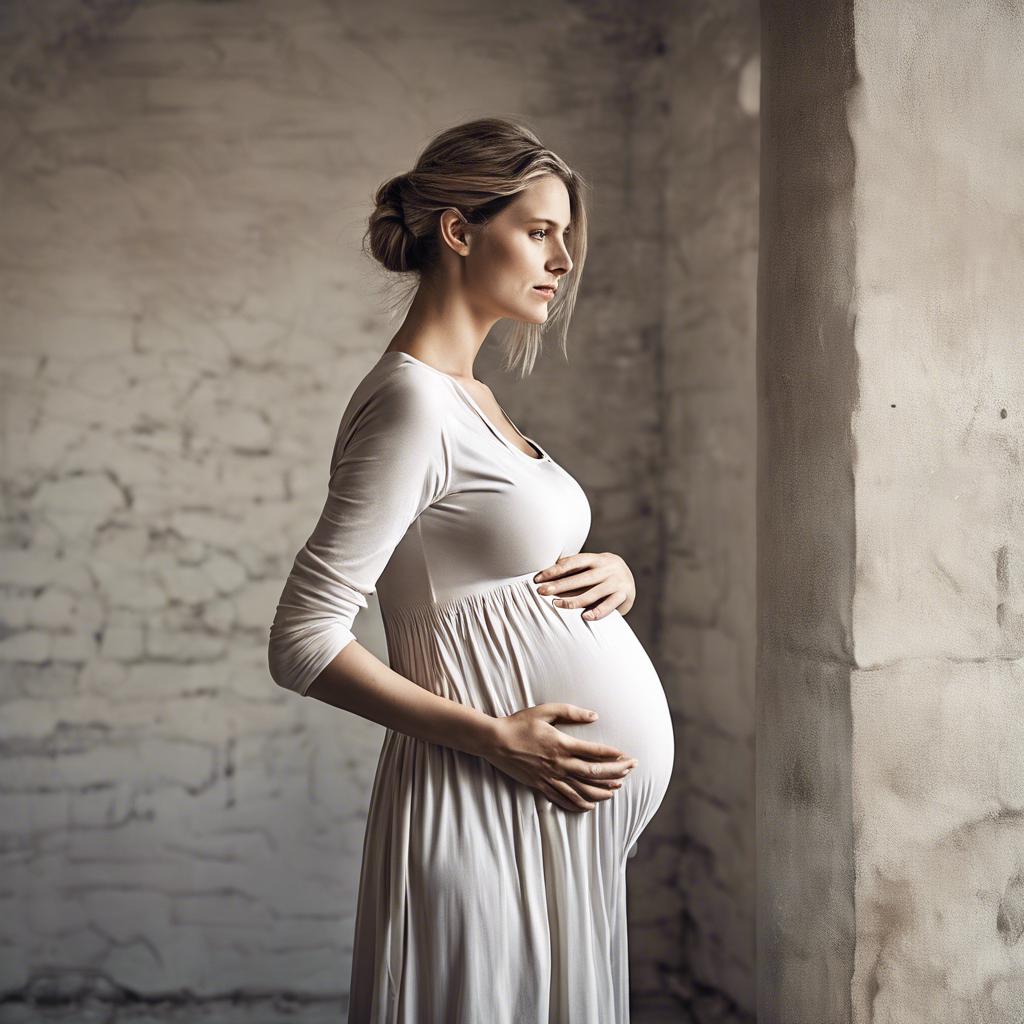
[566,779,620,802]
[548,778,595,812]
[537,569,603,595]
[563,755,637,784]
[567,737,631,761]
[538,779,587,812]
[548,775,628,811]
[537,765,634,812]
[536,781,571,811]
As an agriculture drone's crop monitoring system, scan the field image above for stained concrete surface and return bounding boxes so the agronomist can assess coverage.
[758,0,1024,1021]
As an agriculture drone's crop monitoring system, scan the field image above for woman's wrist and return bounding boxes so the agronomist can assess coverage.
[399,678,503,758]
[456,707,504,759]
[468,708,505,757]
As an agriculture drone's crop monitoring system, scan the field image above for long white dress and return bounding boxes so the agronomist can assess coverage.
[268,350,675,1024]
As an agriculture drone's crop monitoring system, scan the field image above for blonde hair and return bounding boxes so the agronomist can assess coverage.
[363,116,590,378]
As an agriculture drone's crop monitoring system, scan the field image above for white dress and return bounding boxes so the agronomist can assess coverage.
[268,350,675,1024]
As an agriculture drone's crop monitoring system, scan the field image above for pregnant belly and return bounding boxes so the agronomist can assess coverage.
[381,573,675,817]
[522,596,676,804]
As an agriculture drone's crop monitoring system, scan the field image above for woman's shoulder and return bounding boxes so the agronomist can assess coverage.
[356,352,455,419]
[336,352,455,447]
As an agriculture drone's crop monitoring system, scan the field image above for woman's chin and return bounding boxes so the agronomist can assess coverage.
[502,301,550,325]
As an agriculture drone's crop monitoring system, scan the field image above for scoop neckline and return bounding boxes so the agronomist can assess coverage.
[379,350,552,465]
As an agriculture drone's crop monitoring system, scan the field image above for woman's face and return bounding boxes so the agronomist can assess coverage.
[462,174,574,325]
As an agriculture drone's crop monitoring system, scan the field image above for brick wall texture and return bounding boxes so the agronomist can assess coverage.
[0,0,758,1018]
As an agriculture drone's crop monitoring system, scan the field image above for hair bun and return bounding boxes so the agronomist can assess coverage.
[378,174,406,218]
[366,173,418,273]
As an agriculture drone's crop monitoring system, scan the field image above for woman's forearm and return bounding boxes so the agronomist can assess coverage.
[303,639,502,759]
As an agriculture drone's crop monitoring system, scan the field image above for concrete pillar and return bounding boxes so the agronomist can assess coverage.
[758,1,1024,1021]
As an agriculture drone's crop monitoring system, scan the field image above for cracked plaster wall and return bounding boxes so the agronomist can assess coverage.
[849,1,1024,1020]
[759,1,1024,1021]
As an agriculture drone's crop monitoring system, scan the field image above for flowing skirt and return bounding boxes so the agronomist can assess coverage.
[346,571,675,1024]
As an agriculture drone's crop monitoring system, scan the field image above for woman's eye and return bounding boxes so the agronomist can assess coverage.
[530,228,571,243]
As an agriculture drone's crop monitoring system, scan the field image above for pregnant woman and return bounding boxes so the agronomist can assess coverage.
[268,117,674,1024]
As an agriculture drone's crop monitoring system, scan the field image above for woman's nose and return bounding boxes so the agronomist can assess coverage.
[550,248,572,275]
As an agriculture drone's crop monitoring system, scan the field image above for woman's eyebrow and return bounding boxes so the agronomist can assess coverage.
[526,218,571,230]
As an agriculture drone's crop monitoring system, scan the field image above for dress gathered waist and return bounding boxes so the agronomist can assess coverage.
[382,568,545,620]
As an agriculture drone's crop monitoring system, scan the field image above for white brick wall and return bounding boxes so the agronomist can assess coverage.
[0,0,758,1018]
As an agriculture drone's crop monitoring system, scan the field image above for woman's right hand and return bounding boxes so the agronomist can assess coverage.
[478,703,638,813]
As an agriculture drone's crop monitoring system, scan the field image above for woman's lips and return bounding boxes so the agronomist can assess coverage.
[533,286,555,300]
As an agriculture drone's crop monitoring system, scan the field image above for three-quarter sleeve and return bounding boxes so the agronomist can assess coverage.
[267,374,451,696]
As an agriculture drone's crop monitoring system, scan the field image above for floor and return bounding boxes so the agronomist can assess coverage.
[0,997,686,1023]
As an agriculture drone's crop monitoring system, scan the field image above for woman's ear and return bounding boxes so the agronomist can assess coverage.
[439,208,471,256]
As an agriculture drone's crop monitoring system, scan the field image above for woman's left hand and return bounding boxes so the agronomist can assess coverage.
[533,552,636,620]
